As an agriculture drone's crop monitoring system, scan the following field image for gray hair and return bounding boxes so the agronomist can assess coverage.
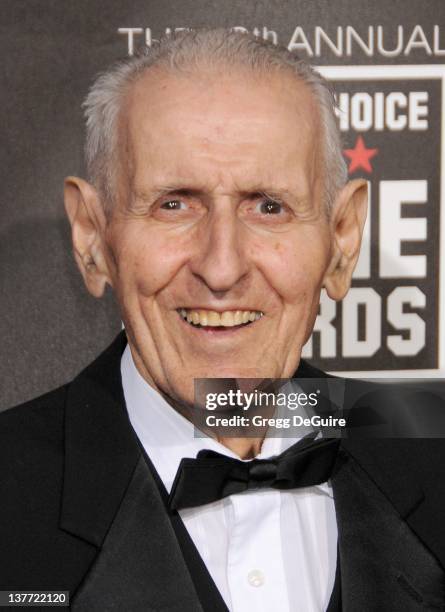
[83,28,347,214]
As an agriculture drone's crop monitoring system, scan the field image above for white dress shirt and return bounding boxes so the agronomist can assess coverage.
[121,345,337,612]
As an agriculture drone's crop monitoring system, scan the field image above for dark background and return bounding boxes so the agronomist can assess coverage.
[1,0,444,410]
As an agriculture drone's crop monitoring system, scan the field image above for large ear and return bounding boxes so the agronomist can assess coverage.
[323,179,368,301]
[64,176,113,297]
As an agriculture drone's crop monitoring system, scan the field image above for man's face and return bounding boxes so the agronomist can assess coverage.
[104,67,333,404]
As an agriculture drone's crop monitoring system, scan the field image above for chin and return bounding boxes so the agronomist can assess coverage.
[187,361,273,379]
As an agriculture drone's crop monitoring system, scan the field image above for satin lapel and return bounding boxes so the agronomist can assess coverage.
[139,447,229,612]
[59,333,203,611]
[71,456,203,612]
[340,437,445,573]
[296,363,445,571]
[59,332,140,547]
[295,362,445,610]
[332,444,445,611]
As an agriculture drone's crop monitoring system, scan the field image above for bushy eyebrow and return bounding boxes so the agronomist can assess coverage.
[133,184,302,203]
[132,186,204,202]
[239,189,292,202]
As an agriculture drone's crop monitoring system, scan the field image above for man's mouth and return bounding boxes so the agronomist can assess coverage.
[178,308,264,329]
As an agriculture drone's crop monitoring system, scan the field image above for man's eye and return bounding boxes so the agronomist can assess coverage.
[256,199,284,215]
[160,200,187,210]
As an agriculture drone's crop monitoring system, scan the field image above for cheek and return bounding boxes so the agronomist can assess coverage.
[113,229,190,297]
[251,230,331,303]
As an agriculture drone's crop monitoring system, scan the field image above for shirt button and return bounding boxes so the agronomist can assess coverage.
[247,569,265,587]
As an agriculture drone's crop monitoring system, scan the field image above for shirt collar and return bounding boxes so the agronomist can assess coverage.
[121,344,333,498]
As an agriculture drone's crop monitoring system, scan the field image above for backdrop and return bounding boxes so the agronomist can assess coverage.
[2,0,444,410]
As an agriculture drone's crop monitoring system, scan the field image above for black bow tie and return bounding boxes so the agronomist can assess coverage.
[168,435,340,511]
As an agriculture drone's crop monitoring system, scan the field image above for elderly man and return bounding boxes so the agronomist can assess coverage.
[1,28,444,612]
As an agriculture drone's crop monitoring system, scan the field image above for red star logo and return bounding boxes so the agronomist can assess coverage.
[343,136,378,174]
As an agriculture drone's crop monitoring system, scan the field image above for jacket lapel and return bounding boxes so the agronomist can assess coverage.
[60,333,139,547]
[71,456,204,611]
[334,440,445,611]
[295,361,445,610]
[59,332,204,610]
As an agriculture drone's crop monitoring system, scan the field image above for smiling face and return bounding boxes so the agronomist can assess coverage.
[65,65,367,407]
[104,67,332,403]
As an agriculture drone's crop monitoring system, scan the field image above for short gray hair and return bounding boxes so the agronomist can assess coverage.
[83,27,347,214]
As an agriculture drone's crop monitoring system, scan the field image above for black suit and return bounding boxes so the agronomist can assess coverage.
[1,332,445,611]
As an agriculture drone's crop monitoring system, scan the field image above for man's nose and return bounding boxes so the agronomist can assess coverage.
[189,206,249,293]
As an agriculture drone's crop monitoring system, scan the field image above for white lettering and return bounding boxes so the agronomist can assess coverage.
[118,27,143,55]
[302,290,336,358]
[409,92,429,130]
[376,25,404,57]
[288,26,313,55]
[337,92,428,132]
[117,25,445,58]
[386,92,407,130]
[346,26,374,56]
[262,27,278,44]
[336,93,349,131]
[387,287,426,355]
[342,288,382,357]
[404,25,432,55]
[374,92,385,131]
[315,26,343,56]
[351,93,374,131]
[433,25,445,55]
[379,180,427,278]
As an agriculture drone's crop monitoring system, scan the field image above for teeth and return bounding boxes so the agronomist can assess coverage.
[178,309,263,328]
[207,311,220,326]
[221,312,234,327]
[192,311,200,325]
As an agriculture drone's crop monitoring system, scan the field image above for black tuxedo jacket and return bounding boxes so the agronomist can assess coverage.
[1,332,445,611]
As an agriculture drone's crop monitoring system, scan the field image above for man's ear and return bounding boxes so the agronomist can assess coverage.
[64,176,113,297]
[323,178,368,301]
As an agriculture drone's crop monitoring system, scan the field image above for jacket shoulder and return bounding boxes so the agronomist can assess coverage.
[0,384,67,454]
[0,385,67,535]
[0,385,98,591]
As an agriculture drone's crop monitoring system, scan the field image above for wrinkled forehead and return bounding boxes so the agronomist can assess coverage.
[119,66,322,194]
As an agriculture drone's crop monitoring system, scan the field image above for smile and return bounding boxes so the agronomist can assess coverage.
[178,309,264,328]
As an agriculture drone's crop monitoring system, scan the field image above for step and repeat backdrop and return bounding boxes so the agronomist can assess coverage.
[1,0,444,409]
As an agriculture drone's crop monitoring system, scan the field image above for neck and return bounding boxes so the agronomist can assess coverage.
[217,436,264,459]
[127,340,269,459]
[165,397,268,459]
